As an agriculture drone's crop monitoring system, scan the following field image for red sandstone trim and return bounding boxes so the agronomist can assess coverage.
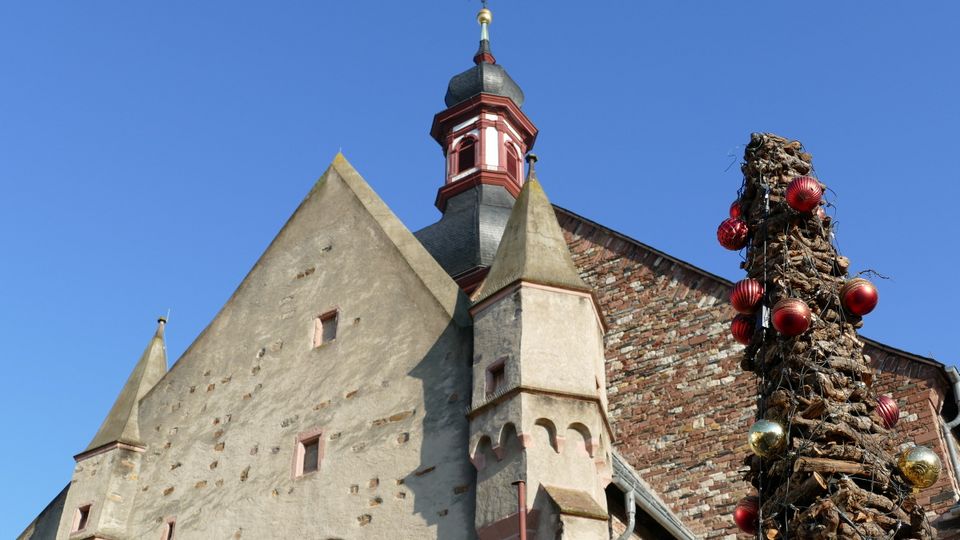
[454,266,489,294]
[291,426,326,479]
[467,385,614,443]
[431,93,538,149]
[435,169,522,211]
[74,441,145,462]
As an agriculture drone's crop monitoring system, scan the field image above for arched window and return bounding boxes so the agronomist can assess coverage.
[506,144,521,181]
[456,137,477,173]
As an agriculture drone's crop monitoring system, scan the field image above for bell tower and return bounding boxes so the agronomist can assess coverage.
[416,7,538,293]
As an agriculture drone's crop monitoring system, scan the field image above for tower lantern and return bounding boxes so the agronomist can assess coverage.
[417,6,540,293]
[429,6,538,211]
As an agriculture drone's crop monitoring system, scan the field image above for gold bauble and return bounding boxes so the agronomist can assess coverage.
[748,419,787,457]
[477,8,493,25]
[898,446,942,489]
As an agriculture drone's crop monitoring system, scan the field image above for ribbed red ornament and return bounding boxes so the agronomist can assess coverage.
[772,298,811,337]
[841,278,879,316]
[731,314,755,345]
[733,496,759,534]
[786,176,823,213]
[729,200,743,219]
[717,218,749,250]
[877,395,900,429]
[730,279,764,314]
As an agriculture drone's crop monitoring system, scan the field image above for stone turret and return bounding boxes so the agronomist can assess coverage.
[468,161,613,539]
[57,318,168,539]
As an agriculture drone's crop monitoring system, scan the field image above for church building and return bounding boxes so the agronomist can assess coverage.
[18,8,960,540]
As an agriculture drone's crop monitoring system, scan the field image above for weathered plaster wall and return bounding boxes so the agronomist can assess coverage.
[471,283,612,537]
[57,448,144,538]
[88,162,476,539]
[558,209,959,539]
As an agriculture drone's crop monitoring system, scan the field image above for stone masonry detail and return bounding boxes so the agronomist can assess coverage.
[557,209,960,538]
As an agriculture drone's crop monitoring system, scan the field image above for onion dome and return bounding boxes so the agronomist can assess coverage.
[444,7,525,108]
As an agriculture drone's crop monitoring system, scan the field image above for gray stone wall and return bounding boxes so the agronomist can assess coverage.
[57,159,477,540]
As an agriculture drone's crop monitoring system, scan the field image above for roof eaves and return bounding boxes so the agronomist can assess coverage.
[554,204,952,376]
[612,452,698,540]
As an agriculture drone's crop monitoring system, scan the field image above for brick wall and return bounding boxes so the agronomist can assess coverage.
[557,208,960,538]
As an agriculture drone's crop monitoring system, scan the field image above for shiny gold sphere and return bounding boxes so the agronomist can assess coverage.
[477,8,493,25]
[898,446,942,489]
[748,419,787,457]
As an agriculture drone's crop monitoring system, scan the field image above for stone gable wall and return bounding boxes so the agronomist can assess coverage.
[103,169,474,539]
[558,210,960,538]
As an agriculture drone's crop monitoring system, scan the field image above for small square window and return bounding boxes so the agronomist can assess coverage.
[313,310,338,348]
[161,518,176,540]
[294,428,324,478]
[486,361,506,399]
[72,504,91,532]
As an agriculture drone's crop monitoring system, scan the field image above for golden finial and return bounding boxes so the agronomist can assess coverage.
[477,7,493,26]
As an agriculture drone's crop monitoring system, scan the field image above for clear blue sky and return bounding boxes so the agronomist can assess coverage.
[1,1,957,535]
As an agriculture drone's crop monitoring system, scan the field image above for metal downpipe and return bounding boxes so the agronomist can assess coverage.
[612,477,636,540]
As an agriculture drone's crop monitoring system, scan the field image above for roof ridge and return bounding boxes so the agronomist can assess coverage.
[553,205,947,370]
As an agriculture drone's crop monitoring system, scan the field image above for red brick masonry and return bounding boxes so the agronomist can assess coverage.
[557,208,960,538]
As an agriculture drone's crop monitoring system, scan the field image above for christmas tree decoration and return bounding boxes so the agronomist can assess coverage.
[748,419,787,457]
[841,278,879,316]
[785,176,823,213]
[876,395,900,429]
[729,200,743,219]
[717,218,749,250]
[731,314,755,345]
[733,496,759,534]
[898,446,942,489]
[771,298,811,337]
[730,279,764,314]
[729,133,934,538]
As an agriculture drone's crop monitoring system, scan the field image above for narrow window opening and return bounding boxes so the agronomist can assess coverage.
[457,138,476,173]
[506,145,520,181]
[303,439,320,474]
[73,504,91,532]
[295,429,324,477]
[313,310,338,348]
[161,519,176,540]
[486,361,506,399]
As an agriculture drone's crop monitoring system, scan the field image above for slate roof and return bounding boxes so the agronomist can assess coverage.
[444,39,525,108]
[414,184,514,278]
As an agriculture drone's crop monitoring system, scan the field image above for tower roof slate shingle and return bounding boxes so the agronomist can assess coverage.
[474,171,590,303]
[83,318,168,454]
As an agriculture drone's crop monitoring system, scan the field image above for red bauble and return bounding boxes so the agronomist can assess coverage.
[877,395,900,429]
[717,218,749,250]
[731,314,755,345]
[786,176,824,213]
[841,278,879,316]
[730,279,764,314]
[729,200,743,219]
[772,298,812,337]
[733,496,759,534]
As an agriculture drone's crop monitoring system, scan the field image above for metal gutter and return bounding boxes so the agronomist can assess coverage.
[611,452,698,540]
